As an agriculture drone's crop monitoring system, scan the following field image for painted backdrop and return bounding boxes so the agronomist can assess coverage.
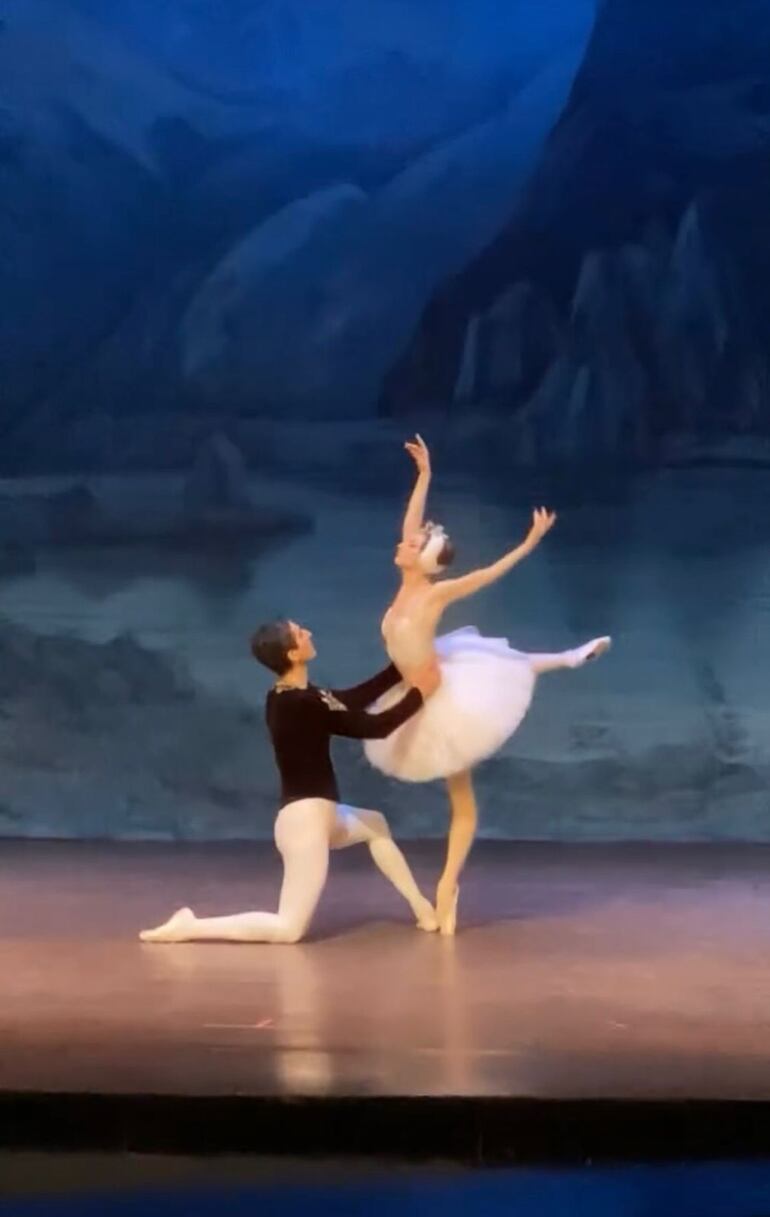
[1,0,769,839]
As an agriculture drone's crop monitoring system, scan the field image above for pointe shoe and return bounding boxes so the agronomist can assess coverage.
[570,636,611,667]
[139,906,196,943]
[415,899,439,933]
[437,887,459,937]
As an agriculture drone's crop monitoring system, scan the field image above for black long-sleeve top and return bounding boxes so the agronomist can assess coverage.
[265,663,420,807]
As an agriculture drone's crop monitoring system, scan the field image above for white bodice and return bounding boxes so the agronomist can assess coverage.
[381,609,434,672]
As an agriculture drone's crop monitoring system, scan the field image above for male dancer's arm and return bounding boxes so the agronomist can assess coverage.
[329,663,402,712]
[322,684,424,739]
[320,655,442,740]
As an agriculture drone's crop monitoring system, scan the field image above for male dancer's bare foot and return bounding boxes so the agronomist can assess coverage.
[568,636,611,668]
[415,897,439,933]
[139,907,196,943]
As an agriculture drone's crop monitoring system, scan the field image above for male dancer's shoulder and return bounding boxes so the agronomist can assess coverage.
[266,684,322,720]
[271,685,347,713]
[268,684,318,701]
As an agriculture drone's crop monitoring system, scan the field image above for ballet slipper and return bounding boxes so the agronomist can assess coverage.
[437,886,459,937]
[569,636,611,667]
[415,899,439,932]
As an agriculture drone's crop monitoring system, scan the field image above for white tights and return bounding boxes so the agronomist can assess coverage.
[139,799,435,945]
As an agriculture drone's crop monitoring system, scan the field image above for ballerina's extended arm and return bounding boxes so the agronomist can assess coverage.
[431,508,557,608]
[401,434,431,541]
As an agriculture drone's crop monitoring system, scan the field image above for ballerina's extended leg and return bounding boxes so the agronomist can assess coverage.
[528,635,611,674]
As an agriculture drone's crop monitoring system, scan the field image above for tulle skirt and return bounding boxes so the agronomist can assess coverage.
[364,627,536,782]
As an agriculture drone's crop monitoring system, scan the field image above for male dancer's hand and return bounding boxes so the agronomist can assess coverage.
[411,657,441,699]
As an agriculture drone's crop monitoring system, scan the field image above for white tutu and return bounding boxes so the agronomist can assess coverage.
[364,627,536,783]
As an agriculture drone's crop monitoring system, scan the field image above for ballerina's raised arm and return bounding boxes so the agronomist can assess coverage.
[401,434,431,541]
[430,507,557,609]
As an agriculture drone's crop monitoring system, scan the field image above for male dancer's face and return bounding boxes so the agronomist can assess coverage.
[287,621,317,666]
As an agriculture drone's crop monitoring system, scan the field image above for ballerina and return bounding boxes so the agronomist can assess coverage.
[364,435,611,936]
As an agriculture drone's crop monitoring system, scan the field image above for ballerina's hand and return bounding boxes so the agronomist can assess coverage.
[529,506,557,542]
[404,433,431,477]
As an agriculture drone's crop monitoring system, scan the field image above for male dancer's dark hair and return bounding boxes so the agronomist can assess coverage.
[251,619,294,676]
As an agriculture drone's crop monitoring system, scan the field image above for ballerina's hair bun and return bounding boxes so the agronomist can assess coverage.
[419,521,455,575]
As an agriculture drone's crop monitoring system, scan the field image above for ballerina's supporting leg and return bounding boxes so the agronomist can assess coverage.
[436,768,477,937]
[429,638,609,936]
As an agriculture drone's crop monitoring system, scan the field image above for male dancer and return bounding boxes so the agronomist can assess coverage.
[140,619,439,944]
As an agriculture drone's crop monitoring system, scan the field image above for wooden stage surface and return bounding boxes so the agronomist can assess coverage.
[1,840,770,1162]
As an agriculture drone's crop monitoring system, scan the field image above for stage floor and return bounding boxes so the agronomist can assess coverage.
[2,838,770,1099]
[2,840,770,1160]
